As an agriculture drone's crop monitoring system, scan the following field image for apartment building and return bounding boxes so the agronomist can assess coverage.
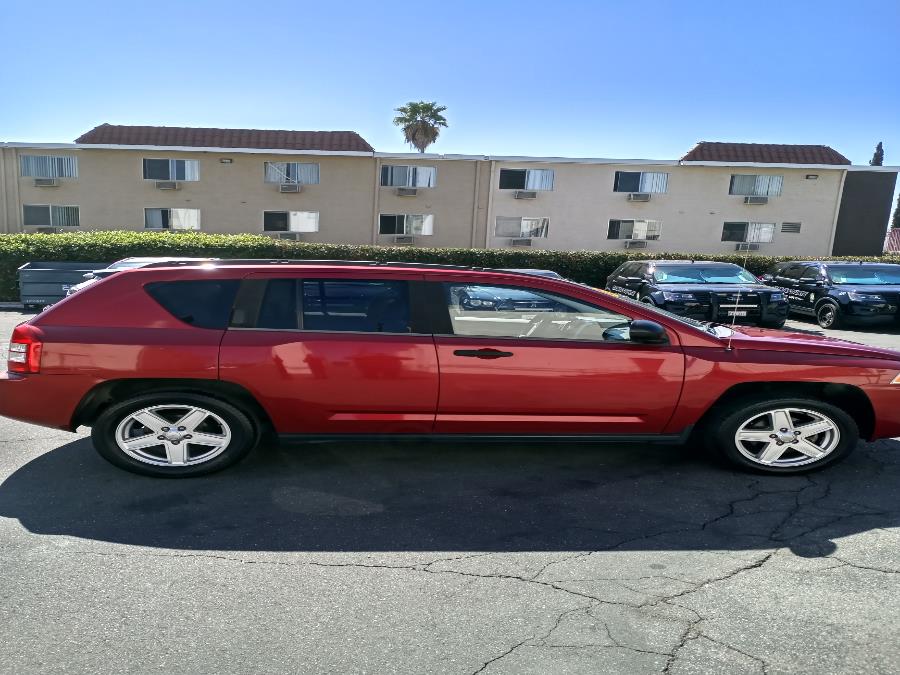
[0,124,896,255]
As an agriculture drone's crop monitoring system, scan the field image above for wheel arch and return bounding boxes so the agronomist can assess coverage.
[71,378,274,433]
[696,381,875,440]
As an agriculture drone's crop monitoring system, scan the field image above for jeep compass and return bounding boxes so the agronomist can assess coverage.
[2,260,899,477]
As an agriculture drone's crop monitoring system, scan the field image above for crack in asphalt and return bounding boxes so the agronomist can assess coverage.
[56,448,898,674]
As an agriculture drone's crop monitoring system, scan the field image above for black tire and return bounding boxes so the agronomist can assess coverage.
[640,295,656,305]
[704,397,858,475]
[91,392,259,477]
[759,318,787,329]
[816,302,844,329]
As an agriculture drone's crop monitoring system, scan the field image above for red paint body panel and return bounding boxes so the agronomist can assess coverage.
[433,336,685,433]
[219,331,439,433]
[0,262,899,446]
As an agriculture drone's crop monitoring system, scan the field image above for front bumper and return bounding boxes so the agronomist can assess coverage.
[660,299,790,325]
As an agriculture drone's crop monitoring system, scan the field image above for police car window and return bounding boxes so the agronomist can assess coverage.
[619,263,640,277]
[827,266,900,285]
[444,283,632,342]
[800,268,819,281]
[652,265,756,284]
[782,266,805,280]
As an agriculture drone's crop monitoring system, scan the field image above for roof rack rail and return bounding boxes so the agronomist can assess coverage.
[138,258,513,273]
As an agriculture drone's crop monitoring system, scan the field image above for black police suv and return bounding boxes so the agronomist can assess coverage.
[762,261,900,329]
[606,260,789,328]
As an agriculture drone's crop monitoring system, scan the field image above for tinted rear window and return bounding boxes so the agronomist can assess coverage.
[145,280,239,329]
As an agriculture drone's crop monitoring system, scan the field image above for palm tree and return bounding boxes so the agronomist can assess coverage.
[393,101,448,153]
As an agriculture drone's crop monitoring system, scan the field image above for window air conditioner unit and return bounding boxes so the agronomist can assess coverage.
[624,239,648,248]
[276,232,303,240]
[735,243,760,251]
[393,235,416,245]
[395,187,418,197]
[26,226,59,234]
[627,192,651,202]
[513,190,537,200]
[279,183,302,193]
[509,237,533,247]
[156,181,179,190]
[33,178,59,187]
[744,196,768,205]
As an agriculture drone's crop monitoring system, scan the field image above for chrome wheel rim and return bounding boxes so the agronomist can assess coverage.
[115,404,232,467]
[734,407,840,468]
[818,305,835,327]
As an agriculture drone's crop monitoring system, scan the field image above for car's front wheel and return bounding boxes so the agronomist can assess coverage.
[91,392,259,477]
[706,398,857,474]
[816,302,844,329]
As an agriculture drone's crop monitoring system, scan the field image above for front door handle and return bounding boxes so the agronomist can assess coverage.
[453,348,514,359]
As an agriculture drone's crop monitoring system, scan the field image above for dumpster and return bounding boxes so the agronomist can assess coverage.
[17,261,108,309]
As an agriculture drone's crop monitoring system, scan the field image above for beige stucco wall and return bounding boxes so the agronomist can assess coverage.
[485,161,845,256]
[375,156,482,248]
[0,145,848,257]
[6,148,378,244]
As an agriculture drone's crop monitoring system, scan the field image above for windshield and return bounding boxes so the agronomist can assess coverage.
[827,265,900,285]
[653,265,757,284]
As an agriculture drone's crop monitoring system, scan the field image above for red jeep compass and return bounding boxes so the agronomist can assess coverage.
[2,260,900,477]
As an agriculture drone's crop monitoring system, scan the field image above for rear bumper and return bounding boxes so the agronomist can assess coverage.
[0,372,97,431]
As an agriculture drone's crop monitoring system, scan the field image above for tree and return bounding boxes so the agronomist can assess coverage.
[393,101,448,153]
[892,192,900,229]
[870,141,884,166]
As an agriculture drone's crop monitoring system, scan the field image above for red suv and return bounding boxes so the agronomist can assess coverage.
[3,260,900,477]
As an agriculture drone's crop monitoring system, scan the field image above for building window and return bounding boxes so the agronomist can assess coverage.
[142,159,199,181]
[144,208,201,230]
[263,211,319,233]
[498,168,555,191]
[495,216,550,238]
[729,174,783,197]
[379,214,434,236]
[607,219,661,240]
[19,155,78,179]
[613,171,668,193]
[23,204,80,227]
[263,162,320,185]
[381,165,436,188]
[781,222,802,233]
[721,222,775,243]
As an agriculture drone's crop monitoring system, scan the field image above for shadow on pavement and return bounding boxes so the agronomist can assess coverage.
[1,437,897,555]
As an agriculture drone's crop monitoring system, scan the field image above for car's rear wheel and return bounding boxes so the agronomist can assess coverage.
[91,392,258,477]
[816,302,843,329]
[706,397,857,474]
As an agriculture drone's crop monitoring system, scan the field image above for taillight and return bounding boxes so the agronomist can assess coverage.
[8,324,42,374]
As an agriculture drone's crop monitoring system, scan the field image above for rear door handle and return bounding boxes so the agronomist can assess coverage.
[453,349,514,359]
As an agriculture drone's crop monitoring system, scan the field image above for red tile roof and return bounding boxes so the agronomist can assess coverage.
[75,124,374,153]
[681,142,850,165]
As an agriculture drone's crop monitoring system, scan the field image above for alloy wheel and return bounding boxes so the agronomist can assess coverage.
[115,404,232,467]
[734,407,840,468]
[817,305,836,328]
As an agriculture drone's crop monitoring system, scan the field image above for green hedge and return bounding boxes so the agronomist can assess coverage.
[1,230,897,302]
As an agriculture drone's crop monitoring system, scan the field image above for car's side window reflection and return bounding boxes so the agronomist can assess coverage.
[444,283,632,341]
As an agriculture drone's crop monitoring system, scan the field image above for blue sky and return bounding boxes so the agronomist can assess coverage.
[2,0,898,166]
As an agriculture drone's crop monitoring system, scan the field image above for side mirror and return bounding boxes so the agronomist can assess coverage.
[82,272,96,280]
[629,320,668,344]
[815,280,826,287]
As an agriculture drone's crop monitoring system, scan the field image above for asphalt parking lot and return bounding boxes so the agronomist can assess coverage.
[1,310,899,674]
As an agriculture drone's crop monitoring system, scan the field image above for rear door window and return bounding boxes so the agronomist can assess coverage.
[145,280,240,329]
[241,278,413,333]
